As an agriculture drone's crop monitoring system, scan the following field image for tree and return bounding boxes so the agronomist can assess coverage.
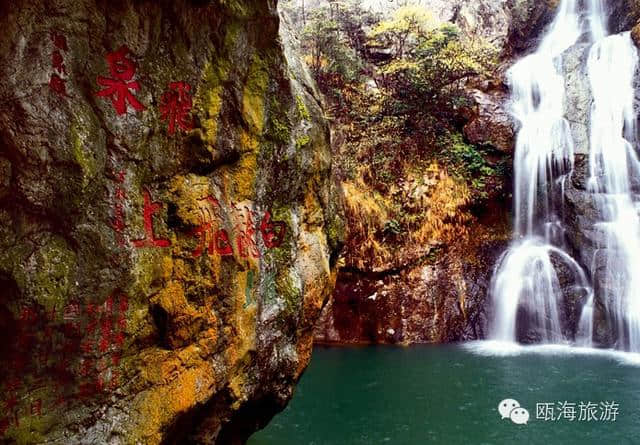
[368,6,436,59]
[301,5,364,84]
[333,0,379,57]
[370,17,497,125]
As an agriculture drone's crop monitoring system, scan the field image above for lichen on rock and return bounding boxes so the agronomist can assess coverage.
[0,1,341,443]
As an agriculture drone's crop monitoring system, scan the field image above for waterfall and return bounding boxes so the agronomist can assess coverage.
[490,0,588,344]
[587,0,607,41]
[490,0,640,352]
[583,31,640,351]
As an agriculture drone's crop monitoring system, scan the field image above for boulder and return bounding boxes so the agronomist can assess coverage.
[463,87,515,153]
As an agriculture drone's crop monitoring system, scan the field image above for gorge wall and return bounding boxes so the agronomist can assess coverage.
[0,0,342,443]
[314,0,550,345]
[314,0,640,345]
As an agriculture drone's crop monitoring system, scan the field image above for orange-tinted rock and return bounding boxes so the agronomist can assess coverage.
[315,206,511,344]
[0,1,342,443]
[632,21,640,47]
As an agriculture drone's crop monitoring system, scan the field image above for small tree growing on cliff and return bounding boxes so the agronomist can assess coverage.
[369,10,498,126]
[368,5,436,59]
[302,6,364,84]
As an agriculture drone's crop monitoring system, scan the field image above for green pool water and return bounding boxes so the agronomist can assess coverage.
[248,342,640,445]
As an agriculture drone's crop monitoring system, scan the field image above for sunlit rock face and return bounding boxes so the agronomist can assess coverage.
[314,217,511,344]
[422,0,560,56]
[0,1,342,443]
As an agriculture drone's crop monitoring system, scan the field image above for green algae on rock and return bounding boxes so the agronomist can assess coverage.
[0,1,342,443]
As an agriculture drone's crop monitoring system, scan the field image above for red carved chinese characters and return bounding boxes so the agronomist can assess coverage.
[49,75,66,96]
[0,294,128,435]
[75,293,128,396]
[191,196,233,257]
[49,31,68,96]
[30,400,42,417]
[95,46,145,115]
[69,292,128,399]
[260,211,286,248]
[235,207,260,258]
[52,50,65,74]
[132,189,171,248]
[159,81,194,135]
[190,197,286,260]
[51,32,68,51]
[109,182,172,250]
[0,418,9,436]
[191,223,234,257]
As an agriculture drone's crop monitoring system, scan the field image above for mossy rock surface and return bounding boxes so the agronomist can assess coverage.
[0,1,342,443]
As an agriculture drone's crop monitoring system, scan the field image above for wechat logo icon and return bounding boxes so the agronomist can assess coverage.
[499,398,530,425]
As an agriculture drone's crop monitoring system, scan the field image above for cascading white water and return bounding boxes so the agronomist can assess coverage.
[491,0,640,352]
[490,0,590,343]
[588,0,607,41]
[508,0,582,239]
[491,239,589,342]
[582,31,640,351]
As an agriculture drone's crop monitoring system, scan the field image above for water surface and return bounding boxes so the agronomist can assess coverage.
[249,343,640,445]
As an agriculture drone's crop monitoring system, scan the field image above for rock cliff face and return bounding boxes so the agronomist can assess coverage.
[314,0,560,346]
[559,4,640,347]
[0,1,341,443]
[314,210,510,344]
[424,0,560,56]
[315,0,640,346]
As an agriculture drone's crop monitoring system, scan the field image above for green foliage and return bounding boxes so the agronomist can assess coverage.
[373,17,498,124]
[290,1,498,129]
[301,10,338,75]
[439,132,496,200]
[369,6,436,58]
[295,94,310,120]
[448,133,488,174]
[268,116,291,143]
[286,0,505,240]
[301,6,364,82]
[383,219,403,236]
[295,134,311,150]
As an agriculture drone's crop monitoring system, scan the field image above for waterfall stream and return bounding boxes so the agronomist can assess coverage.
[490,0,640,352]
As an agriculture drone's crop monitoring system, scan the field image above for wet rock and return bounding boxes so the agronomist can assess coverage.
[0,1,342,443]
[463,88,515,153]
[314,210,511,344]
[632,21,640,47]
[551,249,592,340]
[592,296,615,347]
[570,154,590,190]
[564,185,605,268]
[563,43,593,156]
[608,0,640,34]
[507,0,560,55]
